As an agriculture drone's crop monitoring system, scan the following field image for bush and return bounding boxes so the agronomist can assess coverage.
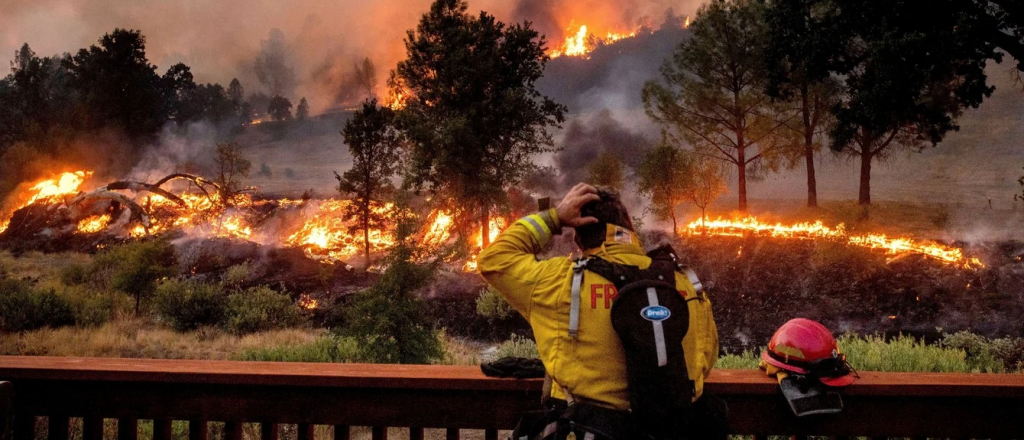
[92,240,177,313]
[232,335,359,362]
[712,334,1007,373]
[226,286,303,334]
[838,333,1000,373]
[476,287,517,320]
[62,286,122,327]
[0,280,75,332]
[222,262,255,290]
[154,279,228,332]
[59,263,90,286]
[495,334,539,359]
[942,331,1024,372]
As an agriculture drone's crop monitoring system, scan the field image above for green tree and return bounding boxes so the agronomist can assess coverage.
[764,3,842,208]
[637,143,692,237]
[767,0,1019,205]
[638,144,727,236]
[393,0,566,247]
[643,0,793,212]
[94,240,177,314]
[587,150,625,190]
[340,212,443,364]
[296,97,309,120]
[684,155,727,228]
[65,28,167,140]
[267,95,292,121]
[337,99,400,268]
[214,142,252,207]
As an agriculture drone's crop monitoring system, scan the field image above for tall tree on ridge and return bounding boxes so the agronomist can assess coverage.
[393,0,565,246]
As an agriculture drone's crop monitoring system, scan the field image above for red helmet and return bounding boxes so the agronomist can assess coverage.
[761,318,856,387]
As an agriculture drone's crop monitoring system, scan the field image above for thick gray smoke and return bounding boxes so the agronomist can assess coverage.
[554,109,653,190]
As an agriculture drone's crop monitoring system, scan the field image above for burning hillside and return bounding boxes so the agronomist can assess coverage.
[0,170,501,271]
[0,170,992,277]
[686,217,984,269]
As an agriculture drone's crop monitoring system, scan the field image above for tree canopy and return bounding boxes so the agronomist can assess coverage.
[643,0,794,212]
[766,0,1022,204]
[392,0,566,245]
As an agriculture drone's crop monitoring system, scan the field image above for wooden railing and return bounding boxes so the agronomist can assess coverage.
[2,356,1024,440]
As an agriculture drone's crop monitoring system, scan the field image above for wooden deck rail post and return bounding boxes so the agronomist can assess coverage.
[0,382,12,440]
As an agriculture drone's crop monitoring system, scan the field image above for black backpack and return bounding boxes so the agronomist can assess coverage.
[575,245,704,438]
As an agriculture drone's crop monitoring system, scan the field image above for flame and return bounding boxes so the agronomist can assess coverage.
[77,214,111,234]
[686,216,984,269]
[1,171,93,234]
[285,200,397,262]
[684,15,691,28]
[549,23,637,59]
[462,217,508,272]
[385,91,406,110]
[298,294,319,310]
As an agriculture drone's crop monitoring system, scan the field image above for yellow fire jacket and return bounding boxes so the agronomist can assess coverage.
[478,209,719,411]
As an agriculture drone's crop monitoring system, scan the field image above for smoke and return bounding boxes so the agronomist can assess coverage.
[1,0,703,114]
[253,29,297,98]
[554,109,653,189]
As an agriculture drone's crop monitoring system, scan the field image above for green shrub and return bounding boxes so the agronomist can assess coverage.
[942,331,1024,372]
[232,335,359,362]
[495,334,539,359]
[221,262,255,290]
[226,286,302,334]
[154,279,228,331]
[92,240,177,313]
[712,334,1008,373]
[62,285,121,327]
[58,263,90,286]
[838,334,998,373]
[716,350,761,369]
[0,280,75,332]
[476,287,516,320]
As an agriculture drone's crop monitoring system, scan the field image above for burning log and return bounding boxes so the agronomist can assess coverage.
[99,181,187,207]
[68,190,151,229]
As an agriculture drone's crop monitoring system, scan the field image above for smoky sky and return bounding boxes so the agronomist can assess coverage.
[1,0,704,113]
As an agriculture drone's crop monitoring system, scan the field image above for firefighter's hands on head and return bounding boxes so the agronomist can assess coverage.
[556,183,601,227]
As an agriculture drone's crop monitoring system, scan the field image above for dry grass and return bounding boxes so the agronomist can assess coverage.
[0,318,324,359]
[0,250,91,280]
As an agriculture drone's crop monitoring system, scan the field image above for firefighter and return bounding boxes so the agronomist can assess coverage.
[478,183,725,440]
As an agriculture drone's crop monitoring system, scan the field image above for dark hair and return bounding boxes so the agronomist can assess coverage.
[574,187,634,250]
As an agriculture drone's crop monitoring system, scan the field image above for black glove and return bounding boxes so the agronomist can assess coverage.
[480,357,545,378]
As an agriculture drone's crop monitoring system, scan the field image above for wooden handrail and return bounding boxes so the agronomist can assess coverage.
[2,356,1024,438]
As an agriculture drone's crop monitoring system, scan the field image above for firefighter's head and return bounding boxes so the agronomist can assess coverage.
[574,187,634,250]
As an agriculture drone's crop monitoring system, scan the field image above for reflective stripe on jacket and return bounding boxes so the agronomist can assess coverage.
[478,209,719,411]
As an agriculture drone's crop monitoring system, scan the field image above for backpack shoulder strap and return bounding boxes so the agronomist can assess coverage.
[568,258,588,338]
[648,244,705,298]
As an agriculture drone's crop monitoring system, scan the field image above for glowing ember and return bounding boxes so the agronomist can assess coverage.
[686,216,984,269]
[77,214,111,233]
[298,294,319,310]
